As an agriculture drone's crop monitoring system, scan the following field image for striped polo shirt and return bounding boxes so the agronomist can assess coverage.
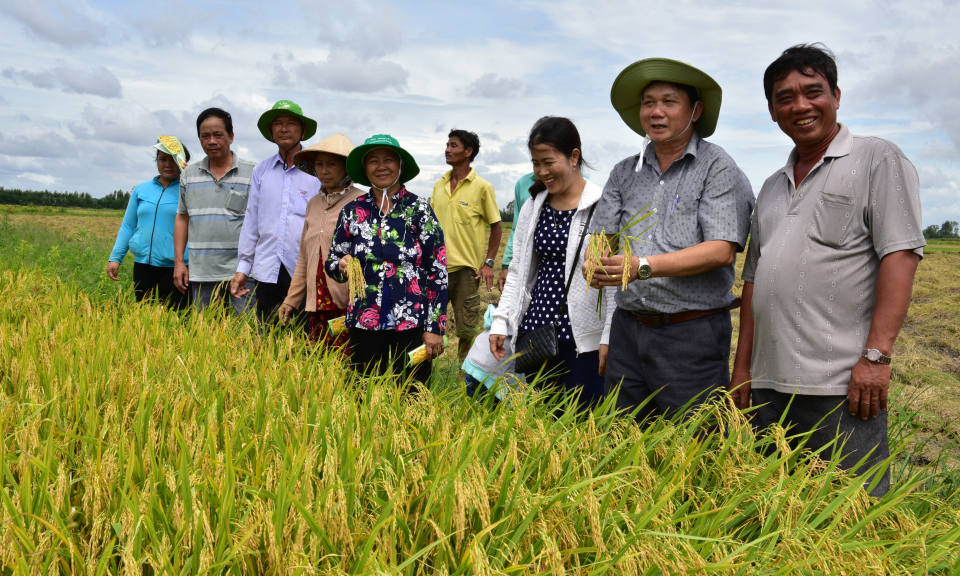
[177,153,256,282]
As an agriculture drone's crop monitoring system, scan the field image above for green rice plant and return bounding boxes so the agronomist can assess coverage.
[0,266,959,575]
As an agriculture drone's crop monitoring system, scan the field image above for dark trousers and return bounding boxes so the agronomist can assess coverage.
[524,341,605,411]
[751,389,890,497]
[253,265,303,326]
[605,307,732,422]
[349,328,432,386]
[132,263,188,310]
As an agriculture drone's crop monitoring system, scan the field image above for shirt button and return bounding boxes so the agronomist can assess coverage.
[659,181,665,185]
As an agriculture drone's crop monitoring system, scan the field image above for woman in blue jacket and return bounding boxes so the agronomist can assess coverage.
[107,136,191,309]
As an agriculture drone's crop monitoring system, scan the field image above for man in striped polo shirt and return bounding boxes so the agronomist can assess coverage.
[173,107,257,314]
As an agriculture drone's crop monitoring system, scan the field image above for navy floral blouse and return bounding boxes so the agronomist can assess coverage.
[326,186,449,335]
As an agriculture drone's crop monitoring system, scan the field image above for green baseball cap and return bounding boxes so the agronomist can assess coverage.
[610,58,722,138]
[346,134,420,187]
[257,100,317,143]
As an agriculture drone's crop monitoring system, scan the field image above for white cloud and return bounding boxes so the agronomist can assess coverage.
[17,173,60,186]
[0,129,76,158]
[466,73,532,99]
[483,139,529,165]
[80,101,163,146]
[3,66,122,98]
[0,0,110,47]
[297,49,409,93]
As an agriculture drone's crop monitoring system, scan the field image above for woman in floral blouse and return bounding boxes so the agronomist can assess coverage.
[326,134,448,385]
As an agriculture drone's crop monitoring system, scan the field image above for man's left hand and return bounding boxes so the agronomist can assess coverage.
[587,255,639,288]
[847,357,890,420]
[476,264,495,291]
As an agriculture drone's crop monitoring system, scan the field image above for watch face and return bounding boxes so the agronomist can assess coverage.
[866,349,881,362]
[638,265,652,279]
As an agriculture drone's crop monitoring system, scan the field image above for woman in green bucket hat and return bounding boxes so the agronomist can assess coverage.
[326,134,448,390]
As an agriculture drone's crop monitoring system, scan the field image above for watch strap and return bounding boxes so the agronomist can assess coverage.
[861,348,892,365]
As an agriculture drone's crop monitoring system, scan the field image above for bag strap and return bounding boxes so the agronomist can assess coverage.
[553,202,597,325]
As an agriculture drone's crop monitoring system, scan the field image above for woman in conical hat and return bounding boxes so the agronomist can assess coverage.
[279,133,366,349]
[106,135,191,310]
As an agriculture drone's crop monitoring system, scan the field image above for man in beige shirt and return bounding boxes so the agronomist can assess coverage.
[730,44,924,497]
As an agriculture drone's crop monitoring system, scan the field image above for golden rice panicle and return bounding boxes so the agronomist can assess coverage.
[584,233,610,294]
[347,256,365,303]
[621,240,632,291]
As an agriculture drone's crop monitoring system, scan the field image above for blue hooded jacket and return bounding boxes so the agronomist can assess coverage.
[109,176,188,267]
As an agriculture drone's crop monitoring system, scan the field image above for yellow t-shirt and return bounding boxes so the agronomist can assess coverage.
[430,168,501,273]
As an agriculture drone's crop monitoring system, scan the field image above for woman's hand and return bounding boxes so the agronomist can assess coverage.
[279,303,295,325]
[490,334,507,361]
[106,261,120,281]
[423,332,445,360]
[338,254,352,275]
[598,344,608,376]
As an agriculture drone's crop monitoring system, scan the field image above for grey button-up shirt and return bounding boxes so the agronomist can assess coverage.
[591,134,755,314]
[742,124,925,395]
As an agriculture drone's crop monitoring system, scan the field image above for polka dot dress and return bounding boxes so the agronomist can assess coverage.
[520,204,575,341]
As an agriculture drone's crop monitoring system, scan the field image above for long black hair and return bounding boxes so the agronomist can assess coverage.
[527,116,592,196]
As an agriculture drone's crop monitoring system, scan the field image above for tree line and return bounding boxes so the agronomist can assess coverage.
[923,220,959,240]
[0,186,130,210]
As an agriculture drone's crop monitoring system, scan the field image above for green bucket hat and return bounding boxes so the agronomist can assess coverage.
[257,100,318,143]
[346,134,420,187]
[610,58,722,138]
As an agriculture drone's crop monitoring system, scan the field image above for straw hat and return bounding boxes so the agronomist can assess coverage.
[293,133,355,177]
[610,58,722,138]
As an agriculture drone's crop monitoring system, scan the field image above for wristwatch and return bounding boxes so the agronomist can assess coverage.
[861,348,892,365]
[636,256,653,280]
[484,258,495,268]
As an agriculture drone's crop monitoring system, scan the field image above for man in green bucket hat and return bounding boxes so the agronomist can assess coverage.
[231,100,321,327]
[583,58,755,422]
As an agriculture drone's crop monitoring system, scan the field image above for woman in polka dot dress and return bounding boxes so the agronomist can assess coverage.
[490,117,618,410]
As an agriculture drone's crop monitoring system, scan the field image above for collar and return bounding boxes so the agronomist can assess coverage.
[152,175,179,187]
[443,167,476,182]
[199,151,239,175]
[360,185,409,208]
[269,146,303,171]
[780,123,852,184]
[640,133,701,172]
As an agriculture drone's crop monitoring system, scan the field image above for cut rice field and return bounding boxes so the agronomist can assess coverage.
[1,213,960,574]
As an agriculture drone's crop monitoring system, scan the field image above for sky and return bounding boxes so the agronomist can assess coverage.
[1,0,958,227]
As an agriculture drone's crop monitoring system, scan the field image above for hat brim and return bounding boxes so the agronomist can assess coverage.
[346,143,420,187]
[610,58,722,138]
[292,149,349,178]
[257,110,318,143]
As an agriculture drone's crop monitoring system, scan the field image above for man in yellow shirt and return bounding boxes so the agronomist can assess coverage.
[431,129,503,360]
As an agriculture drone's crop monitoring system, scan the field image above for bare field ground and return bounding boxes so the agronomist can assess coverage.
[10,209,960,462]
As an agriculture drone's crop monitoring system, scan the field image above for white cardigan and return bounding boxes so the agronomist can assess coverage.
[491,180,617,354]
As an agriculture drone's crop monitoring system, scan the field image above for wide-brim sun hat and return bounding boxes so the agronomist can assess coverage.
[610,57,722,138]
[154,135,187,172]
[346,134,420,187]
[292,133,355,177]
[257,100,318,143]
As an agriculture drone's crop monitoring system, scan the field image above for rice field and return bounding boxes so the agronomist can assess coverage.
[2,212,960,574]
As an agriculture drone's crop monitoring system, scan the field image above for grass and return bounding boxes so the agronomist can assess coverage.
[2,214,960,573]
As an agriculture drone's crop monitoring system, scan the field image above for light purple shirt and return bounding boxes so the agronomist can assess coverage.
[237,152,321,283]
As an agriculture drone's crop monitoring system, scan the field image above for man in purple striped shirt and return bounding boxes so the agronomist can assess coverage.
[230,101,321,325]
